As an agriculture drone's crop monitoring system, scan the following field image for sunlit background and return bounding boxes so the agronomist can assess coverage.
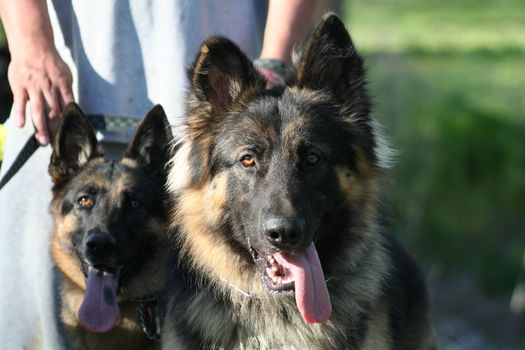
[1,1,524,348]
[344,0,525,348]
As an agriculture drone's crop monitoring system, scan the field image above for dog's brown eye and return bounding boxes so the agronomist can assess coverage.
[130,199,141,208]
[306,152,320,165]
[78,195,94,209]
[241,155,256,168]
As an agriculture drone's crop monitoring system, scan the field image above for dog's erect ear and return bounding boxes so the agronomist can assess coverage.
[293,14,375,169]
[190,37,266,110]
[124,105,174,178]
[49,102,100,184]
[293,14,368,102]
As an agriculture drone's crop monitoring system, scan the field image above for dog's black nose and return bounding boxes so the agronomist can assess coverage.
[85,233,116,260]
[263,217,305,250]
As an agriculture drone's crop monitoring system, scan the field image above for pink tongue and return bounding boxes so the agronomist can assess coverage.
[273,242,332,324]
[78,266,120,333]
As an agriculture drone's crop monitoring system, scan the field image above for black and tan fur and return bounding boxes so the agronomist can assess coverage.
[163,14,436,350]
[49,103,173,350]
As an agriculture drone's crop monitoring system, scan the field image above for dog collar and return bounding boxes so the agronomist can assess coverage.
[131,293,163,342]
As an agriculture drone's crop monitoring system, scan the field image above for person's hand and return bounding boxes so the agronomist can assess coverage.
[7,50,74,145]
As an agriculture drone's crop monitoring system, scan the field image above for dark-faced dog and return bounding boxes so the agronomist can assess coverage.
[163,13,437,350]
[49,103,173,350]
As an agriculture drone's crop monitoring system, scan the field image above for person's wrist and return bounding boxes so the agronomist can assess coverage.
[9,35,58,62]
[254,58,288,78]
[254,58,288,88]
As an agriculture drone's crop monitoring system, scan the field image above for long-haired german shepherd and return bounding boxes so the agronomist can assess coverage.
[163,13,436,350]
[49,103,173,349]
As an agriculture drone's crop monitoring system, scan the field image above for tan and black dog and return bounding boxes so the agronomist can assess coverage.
[49,103,173,350]
[163,14,437,350]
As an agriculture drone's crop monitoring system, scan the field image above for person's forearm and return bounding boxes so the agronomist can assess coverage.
[0,0,57,59]
[260,0,317,64]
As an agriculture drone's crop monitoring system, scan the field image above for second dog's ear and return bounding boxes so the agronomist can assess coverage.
[49,102,100,184]
[124,105,174,178]
[189,37,266,110]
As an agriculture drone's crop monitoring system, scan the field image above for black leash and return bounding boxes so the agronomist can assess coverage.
[0,134,39,191]
[0,114,142,191]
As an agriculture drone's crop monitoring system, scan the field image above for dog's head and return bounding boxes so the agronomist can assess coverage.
[170,14,388,324]
[49,102,173,332]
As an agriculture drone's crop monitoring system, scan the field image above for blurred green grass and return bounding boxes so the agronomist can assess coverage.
[347,0,525,54]
[344,1,525,293]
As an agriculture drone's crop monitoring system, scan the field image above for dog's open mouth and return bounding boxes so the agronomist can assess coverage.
[251,247,295,293]
[250,243,333,324]
[78,263,122,333]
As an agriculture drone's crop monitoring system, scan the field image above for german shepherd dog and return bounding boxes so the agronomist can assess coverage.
[163,14,436,350]
[49,103,173,349]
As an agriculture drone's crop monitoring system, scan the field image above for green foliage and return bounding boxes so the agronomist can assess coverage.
[344,1,525,293]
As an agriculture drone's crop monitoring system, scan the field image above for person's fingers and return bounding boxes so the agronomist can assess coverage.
[51,78,74,142]
[47,115,61,144]
[57,74,74,108]
[42,85,62,120]
[12,89,29,128]
[28,91,50,145]
[44,86,66,142]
